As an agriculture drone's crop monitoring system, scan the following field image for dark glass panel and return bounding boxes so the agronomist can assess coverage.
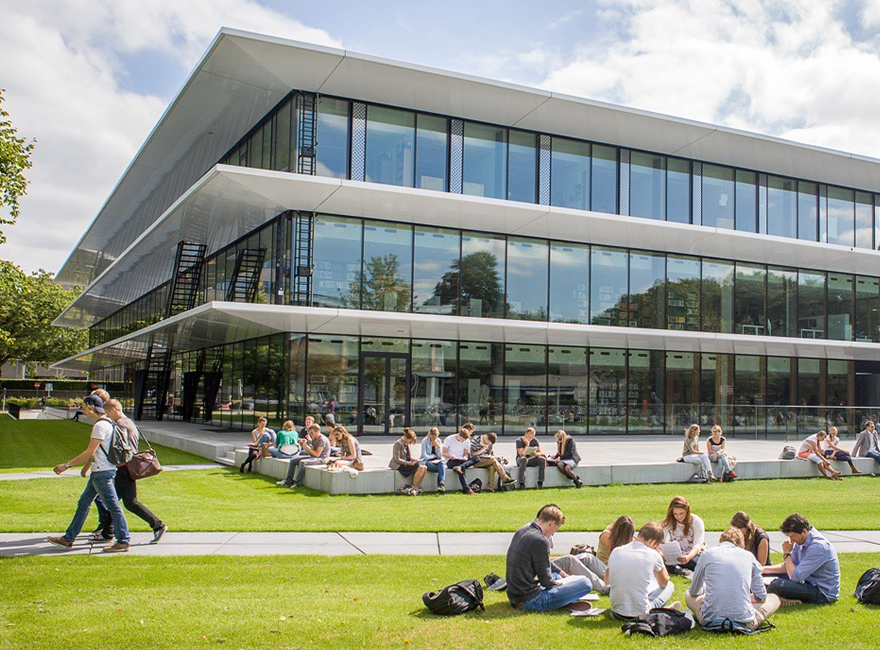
[702,164,735,229]
[415,114,448,191]
[311,216,362,309]
[827,186,855,247]
[249,125,263,169]
[667,157,691,224]
[827,273,853,341]
[767,356,795,436]
[589,348,626,433]
[550,137,590,210]
[413,226,460,315]
[505,345,547,434]
[457,341,503,428]
[767,266,797,337]
[666,351,697,432]
[856,191,873,250]
[508,130,537,203]
[628,349,665,434]
[273,100,292,172]
[701,353,733,430]
[797,182,818,241]
[306,336,359,426]
[630,151,665,220]
[287,334,307,425]
[591,144,618,214]
[666,255,700,331]
[361,221,413,312]
[701,259,734,333]
[590,247,628,327]
[798,270,826,339]
[767,176,796,239]
[798,358,822,406]
[549,242,590,324]
[734,263,766,336]
[733,355,762,435]
[262,122,272,169]
[365,105,415,187]
[827,359,853,434]
[316,97,350,179]
[463,122,507,199]
[460,232,505,318]
[411,339,457,434]
[506,237,548,320]
[735,170,757,233]
[628,251,665,329]
[548,346,588,434]
[854,276,879,343]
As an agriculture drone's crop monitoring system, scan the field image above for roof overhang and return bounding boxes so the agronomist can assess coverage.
[56,28,880,290]
[56,166,880,329]
[51,302,880,373]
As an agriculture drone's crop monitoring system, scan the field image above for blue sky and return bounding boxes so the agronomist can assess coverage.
[2,0,880,275]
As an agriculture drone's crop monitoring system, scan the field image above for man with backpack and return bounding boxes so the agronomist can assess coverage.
[46,395,131,553]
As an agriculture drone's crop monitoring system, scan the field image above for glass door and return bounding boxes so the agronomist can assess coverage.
[358,352,411,435]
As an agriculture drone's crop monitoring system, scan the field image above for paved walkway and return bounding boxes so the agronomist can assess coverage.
[0,464,218,481]
[3,529,880,558]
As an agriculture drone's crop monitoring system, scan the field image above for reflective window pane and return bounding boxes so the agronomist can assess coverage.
[735,170,757,233]
[667,158,691,224]
[551,137,590,210]
[828,186,855,247]
[415,114,448,191]
[702,259,734,333]
[798,270,826,339]
[457,341,503,427]
[767,266,797,337]
[361,221,412,312]
[590,348,626,432]
[590,247,628,327]
[666,351,697,431]
[505,345,547,434]
[311,216,362,308]
[630,151,665,220]
[666,255,700,331]
[273,100,292,172]
[628,251,665,329]
[550,242,590,324]
[508,130,537,203]
[306,336,359,425]
[702,353,733,430]
[702,164,735,229]
[798,358,822,406]
[767,357,795,436]
[506,237,548,320]
[854,276,879,343]
[249,125,263,169]
[591,145,618,214]
[365,106,415,187]
[797,182,818,241]
[767,176,796,239]
[463,122,507,199]
[733,355,761,434]
[628,349,665,434]
[734,263,766,336]
[411,339,457,434]
[413,226,460,314]
[856,191,873,250]
[548,346,588,434]
[827,273,853,341]
[316,98,350,179]
[460,232,505,318]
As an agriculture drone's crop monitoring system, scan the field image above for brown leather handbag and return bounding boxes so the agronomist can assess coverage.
[126,428,163,480]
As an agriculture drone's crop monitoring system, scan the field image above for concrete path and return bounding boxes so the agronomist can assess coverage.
[3,529,880,558]
[0,464,219,481]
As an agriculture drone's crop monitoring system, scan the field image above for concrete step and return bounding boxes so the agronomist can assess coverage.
[215,450,237,466]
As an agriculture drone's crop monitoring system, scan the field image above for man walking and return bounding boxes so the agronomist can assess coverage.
[46,395,131,553]
[277,423,329,488]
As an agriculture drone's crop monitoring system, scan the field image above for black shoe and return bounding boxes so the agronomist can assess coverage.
[239,465,245,473]
[574,478,583,489]
[537,482,543,489]
[151,525,168,545]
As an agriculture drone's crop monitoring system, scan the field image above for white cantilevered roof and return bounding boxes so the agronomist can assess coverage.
[54,165,880,329]
[52,302,880,373]
[56,27,880,291]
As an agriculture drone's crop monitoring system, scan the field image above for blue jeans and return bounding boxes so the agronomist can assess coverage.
[519,575,592,611]
[864,450,880,466]
[766,577,829,603]
[268,447,298,459]
[65,469,130,544]
[421,459,446,485]
[710,452,731,475]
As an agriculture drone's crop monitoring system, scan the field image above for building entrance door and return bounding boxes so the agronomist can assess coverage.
[358,352,411,435]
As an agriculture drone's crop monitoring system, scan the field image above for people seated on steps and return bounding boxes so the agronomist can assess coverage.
[389,427,427,495]
[686,527,780,631]
[606,522,678,620]
[821,426,861,474]
[548,429,582,488]
[276,423,329,488]
[419,427,447,492]
[798,430,843,480]
[516,427,547,489]
[328,425,364,471]
[442,426,475,494]
[762,513,840,606]
[459,431,515,492]
[240,416,275,473]
[506,504,593,612]
[267,420,300,459]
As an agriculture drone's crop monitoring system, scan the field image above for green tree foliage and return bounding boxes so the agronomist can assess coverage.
[0,261,87,367]
[347,254,411,311]
[0,90,34,244]
[432,251,503,316]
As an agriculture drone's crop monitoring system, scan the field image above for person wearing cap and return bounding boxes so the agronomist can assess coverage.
[46,395,131,553]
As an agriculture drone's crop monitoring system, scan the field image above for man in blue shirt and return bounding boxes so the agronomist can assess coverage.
[763,513,840,604]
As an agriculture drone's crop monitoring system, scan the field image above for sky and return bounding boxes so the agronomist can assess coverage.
[3,0,880,276]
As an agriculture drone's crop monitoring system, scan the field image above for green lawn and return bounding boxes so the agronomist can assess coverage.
[0,418,208,472]
[3,466,880,533]
[0,554,877,650]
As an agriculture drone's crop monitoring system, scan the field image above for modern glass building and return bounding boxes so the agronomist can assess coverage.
[53,29,880,437]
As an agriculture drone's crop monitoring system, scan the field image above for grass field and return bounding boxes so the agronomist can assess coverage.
[0,418,208,472]
[0,554,877,650]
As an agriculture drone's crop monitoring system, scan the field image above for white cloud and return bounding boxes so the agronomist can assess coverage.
[0,0,340,275]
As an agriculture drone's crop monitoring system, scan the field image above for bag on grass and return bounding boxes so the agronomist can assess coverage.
[468,478,483,493]
[621,607,695,637]
[855,567,880,604]
[423,579,484,616]
[702,618,774,635]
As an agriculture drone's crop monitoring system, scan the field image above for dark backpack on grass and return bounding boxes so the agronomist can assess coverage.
[855,568,880,605]
[423,579,485,615]
[621,607,695,637]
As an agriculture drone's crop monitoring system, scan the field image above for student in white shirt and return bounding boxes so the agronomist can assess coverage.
[442,427,473,494]
[606,522,676,619]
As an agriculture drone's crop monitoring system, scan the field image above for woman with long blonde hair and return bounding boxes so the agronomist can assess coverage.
[331,425,364,471]
[549,429,582,488]
[680,424,716,482]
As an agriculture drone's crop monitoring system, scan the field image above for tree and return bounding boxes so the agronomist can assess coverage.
[0,261,87,369]
[432,251,503,316]
[347,254,411,311]
[0,90,34,244]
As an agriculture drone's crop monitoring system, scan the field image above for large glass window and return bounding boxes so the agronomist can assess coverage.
[767,356,795,436]
[854,276,879,343]
[316,98,350,179]
[413,226,460,315]
[628,251,665,329]
[287,334,307,425]
[590,348,626,433]
[733,355,761,434]
[591,145,618,214]
[735,170,757,233]
[628,350,665,434]
[702,164,735,230]
[548,346,588,434]
[463,122,507,199]
[365,105,415,187]
[798,358,822,407]
[311,216,362,308]
[361,221,412,312]
[734,263,766,336]
[460,232,505,318]
[855,191,873,250]
[505,345,547,434]
[273,100,292,172]
[667,158,691,224]
[590,247,628,327]
[551,138,590,210]
[411,339,457,433]
[767,266,797,337]
[702,353,733,430]
[798,271,826,339]
[828,186,855,247]
[306,336,359,425]
[826,360,852,432]
[767,176,797,239]
[666,352,697,431]
[507,238,548,320]
[507,130,537,203]
[702,259,734,333]
[630,152,665,220]
[549,242,590,324]
[827,273,853,341]
[797,182,818,241]
[415,114,448,191]
[457,341,503,427]
[666,255,700,331]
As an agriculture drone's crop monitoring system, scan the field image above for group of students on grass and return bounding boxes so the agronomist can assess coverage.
[506,498,841,630]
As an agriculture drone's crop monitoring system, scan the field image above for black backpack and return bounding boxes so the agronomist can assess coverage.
[621,607,695,637]
[855,568,880,604]
[423,579,485,615]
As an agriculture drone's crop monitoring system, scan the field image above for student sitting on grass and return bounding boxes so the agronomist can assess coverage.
[548,429,582,488]
[798,430,842,480]
[763,513,840,605]
[597,515,636,565]
[685,527,780,631]
[515,427,547,489]
[268,420,300,458]
[460,431,515,492]
[390,427,427,495]
[661,495,706,575]
[506,504,593,611]
[442,427,474,494]
[822,426,862,474]
[606,522,676,620]
[730,511,770,566]
[419,427,446,493]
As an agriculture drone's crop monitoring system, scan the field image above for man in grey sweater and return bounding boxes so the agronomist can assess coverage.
[505,505,592,611]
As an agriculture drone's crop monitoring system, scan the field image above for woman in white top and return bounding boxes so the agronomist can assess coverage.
[706,425,733,480]
[680,424,716,482]
[661,495,706,573]
[821,426,861,474]
[798,430,841,480]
